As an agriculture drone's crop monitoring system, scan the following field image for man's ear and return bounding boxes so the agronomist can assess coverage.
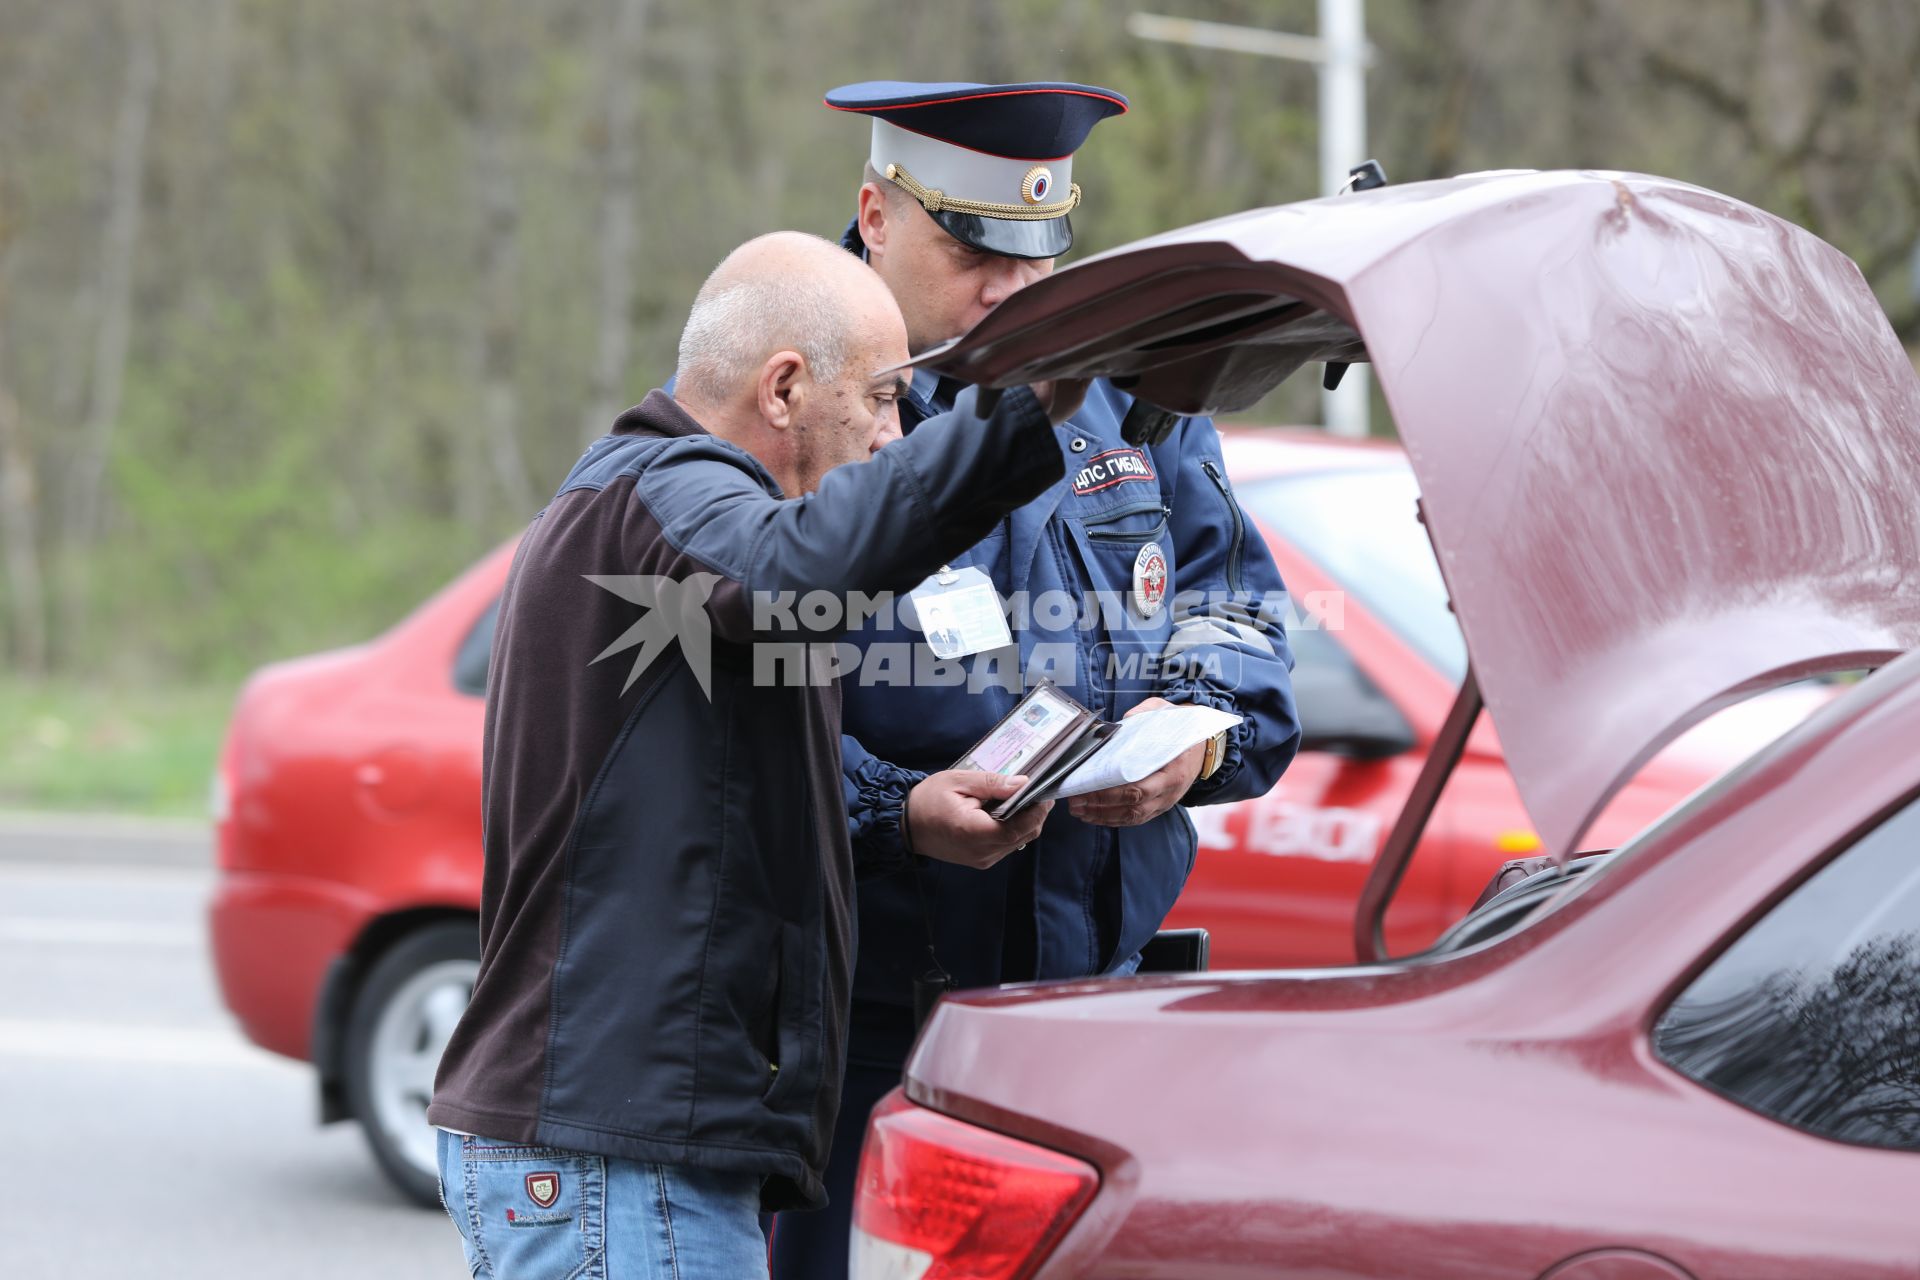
[756,350,807,430]
[857,182,890,260]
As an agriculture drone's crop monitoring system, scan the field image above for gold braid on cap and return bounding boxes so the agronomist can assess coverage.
[885,163,1081,220]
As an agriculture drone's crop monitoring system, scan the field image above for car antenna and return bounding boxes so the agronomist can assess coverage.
[1324,160,1389,393]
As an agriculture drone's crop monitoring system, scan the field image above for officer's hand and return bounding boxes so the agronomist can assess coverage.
[1066,697,1207,828]
[1031,377,1090,425]
[905,771,1052,871]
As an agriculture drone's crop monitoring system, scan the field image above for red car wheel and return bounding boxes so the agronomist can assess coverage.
[342,921,479,1207]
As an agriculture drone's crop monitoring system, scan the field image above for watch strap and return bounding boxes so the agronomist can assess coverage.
[1199,728,1229,780]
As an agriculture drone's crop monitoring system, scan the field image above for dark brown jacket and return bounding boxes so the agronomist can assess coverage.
[427,387,1059,1210]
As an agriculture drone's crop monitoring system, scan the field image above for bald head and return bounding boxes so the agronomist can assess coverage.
[675,232,898,406]
[672,231,912,495]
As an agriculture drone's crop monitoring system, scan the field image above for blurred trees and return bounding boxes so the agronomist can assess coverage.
[0,0,1913,681]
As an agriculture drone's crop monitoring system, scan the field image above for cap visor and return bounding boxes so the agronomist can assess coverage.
[933,209,1072,260]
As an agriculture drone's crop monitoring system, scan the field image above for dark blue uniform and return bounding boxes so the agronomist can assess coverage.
[771,78,1302,1278]
[766,227,1303,1278]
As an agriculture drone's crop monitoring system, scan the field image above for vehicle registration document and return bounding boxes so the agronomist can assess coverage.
[952,678,1241,820]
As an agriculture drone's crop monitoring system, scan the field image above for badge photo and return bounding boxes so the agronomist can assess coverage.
[1133,542,1168,618]
[906,564,1012,660]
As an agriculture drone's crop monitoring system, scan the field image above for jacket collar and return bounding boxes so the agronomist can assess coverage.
[612,388,711,440]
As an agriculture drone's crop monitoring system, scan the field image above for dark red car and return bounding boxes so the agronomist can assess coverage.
[847,170,1920,1278]
[1160,432,1826,968]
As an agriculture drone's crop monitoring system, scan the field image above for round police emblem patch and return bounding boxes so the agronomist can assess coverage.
[1133,542,1168,617]
[1021,166,1054,205]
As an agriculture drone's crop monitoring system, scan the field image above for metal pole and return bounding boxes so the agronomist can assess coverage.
[1130,6,1373,438]
[1319,0,1370,438]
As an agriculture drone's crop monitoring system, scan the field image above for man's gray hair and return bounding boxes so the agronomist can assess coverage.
[674,265,851,404]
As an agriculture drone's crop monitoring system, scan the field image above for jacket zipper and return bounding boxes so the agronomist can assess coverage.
[1200,461,1246,592]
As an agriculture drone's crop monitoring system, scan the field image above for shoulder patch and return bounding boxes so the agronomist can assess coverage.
[1071,447,1156,495]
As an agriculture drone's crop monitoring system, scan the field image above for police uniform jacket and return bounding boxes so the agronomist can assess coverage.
[838,231,1303,1016]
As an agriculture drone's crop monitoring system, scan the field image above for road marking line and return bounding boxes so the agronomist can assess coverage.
[0,811,209,841]
[0,1019,300,1071]
[0,863,211,890]
[0,918,200,947]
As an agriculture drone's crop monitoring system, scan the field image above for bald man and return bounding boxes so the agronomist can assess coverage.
[427,233,1081,1280]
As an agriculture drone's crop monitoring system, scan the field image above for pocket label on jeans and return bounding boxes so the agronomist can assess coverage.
[506,1208,573,1228]
[526,1172,561,1208]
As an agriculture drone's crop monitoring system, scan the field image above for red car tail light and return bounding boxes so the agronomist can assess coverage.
[851,1090,1098,1280]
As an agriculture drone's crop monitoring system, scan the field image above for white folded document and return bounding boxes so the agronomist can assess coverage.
[1047,703,1241,799]
[950,679,1241,819]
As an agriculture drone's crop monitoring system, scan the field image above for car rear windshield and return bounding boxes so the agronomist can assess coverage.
[1237,465,1468,682]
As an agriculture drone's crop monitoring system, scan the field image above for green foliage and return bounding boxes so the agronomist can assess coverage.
[0,0,1915,690]
[0,675,234,816]
[94,259,499,678]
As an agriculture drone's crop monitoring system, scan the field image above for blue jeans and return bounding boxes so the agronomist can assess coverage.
[437,1130,769,1279]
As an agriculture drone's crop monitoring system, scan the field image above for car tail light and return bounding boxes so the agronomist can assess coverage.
[851,1090,1098,1280]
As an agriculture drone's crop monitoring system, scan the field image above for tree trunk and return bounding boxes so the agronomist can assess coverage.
[581,0,650,443]
[54,4,156,669]
[189,0,237,296]
[0,249,47,675]
[0,392,45,676]
[66,4,157,549]
[470,86,536,516]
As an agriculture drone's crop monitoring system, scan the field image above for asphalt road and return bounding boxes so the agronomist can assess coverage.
[0,814,465,1279]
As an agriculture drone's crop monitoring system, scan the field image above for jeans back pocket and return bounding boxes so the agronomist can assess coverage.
[459,1137,607,1280]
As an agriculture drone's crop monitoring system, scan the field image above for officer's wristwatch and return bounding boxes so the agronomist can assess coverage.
[1198,729,1229,781]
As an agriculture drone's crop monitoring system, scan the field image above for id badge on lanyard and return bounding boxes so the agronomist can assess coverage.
[906,565,1012,660]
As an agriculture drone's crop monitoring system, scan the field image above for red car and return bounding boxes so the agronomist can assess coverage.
[210,540,508,1203]
[846,170,1920,1277]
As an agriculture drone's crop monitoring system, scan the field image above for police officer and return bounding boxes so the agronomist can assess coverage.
[771,82,1304,1279]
